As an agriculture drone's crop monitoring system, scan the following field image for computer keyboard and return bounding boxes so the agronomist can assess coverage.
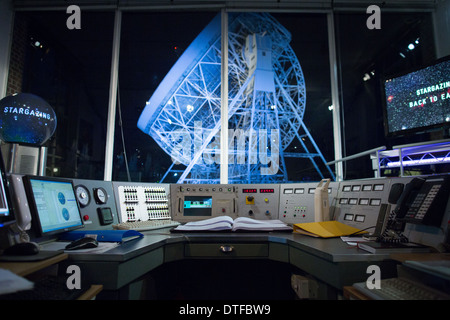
[353,277,450,300]
[113,219,180,231]
[0,275,86,300]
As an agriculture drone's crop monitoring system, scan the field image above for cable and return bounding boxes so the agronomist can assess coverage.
[376,209,409,243]
[346,225,376,237]
[117,82,131,182]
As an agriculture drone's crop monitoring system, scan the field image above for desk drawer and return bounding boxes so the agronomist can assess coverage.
[184,243,269,257]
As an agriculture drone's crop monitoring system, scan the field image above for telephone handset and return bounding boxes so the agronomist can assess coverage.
[8,174,32,243]
[395,175,450,227]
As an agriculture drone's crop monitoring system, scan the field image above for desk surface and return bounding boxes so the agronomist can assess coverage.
[56,230,390,263]
[45,230,401,293]
[0,253,68,277]
[389,252,450,262]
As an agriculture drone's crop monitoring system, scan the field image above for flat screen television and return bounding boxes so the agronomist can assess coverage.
[382,56,450,137]
[23,175,84,237]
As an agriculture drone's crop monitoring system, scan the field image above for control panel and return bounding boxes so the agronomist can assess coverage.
[11,171,446,250]
[333,178,393,231]
[235,184,280,220]
[170,184,237,223]
[72,178,120,230]
[279,182,339,224]
[112,182,171,223]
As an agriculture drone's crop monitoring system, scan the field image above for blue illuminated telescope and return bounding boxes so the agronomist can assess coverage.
[138,12,334,183]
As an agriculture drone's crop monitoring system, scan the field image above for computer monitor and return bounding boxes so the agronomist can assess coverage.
[0,151,15,227]
[23,176,84,237]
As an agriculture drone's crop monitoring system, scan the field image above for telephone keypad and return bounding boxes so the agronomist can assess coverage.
[405,184,441,221]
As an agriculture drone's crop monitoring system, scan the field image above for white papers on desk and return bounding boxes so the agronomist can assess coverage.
[173,216,292,232]
[340,236,369,246]
[41,241,119,254]
[0,269,34,295]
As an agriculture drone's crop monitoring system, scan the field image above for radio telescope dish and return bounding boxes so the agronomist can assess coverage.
[138,12,334,183]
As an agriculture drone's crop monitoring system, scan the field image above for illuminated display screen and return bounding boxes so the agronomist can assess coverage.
[383,57,450,136]
[243,189,257,193]
[0,93,57,146]
[259,189,274,193]
[24,176,83,237]
[183,196,213,216]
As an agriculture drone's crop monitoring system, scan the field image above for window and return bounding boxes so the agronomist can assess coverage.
[116,11,333,183]
[11,11,114,179]
[335,11,436,179]
[116,11,216,182]
[8,5,441,182]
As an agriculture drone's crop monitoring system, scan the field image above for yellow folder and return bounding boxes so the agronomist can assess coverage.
[293,221,367,238]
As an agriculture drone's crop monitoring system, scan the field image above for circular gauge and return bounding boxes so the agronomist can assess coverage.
[75,185,91,208]
[93,187,108,204]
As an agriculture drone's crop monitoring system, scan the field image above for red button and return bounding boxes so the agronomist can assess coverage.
[83,215,89,221]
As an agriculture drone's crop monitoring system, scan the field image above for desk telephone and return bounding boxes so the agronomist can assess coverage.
[394,175,450,227]
[376,175,450,243]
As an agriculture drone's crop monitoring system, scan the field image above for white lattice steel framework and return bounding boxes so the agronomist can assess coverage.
[138,12,335,183]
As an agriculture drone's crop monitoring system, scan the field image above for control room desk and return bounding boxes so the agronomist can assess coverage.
[59,230,397,299]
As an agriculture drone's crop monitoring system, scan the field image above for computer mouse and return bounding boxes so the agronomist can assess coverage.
[65,237,98,250]
[3,242,40,256]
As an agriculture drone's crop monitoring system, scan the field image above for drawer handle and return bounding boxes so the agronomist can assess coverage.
[219,245,234,253]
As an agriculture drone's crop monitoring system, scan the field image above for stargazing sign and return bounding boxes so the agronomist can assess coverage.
[0,93,57,146]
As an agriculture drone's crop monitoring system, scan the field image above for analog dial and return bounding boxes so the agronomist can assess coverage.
[93,187,108,204]
[75,185,90,207]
